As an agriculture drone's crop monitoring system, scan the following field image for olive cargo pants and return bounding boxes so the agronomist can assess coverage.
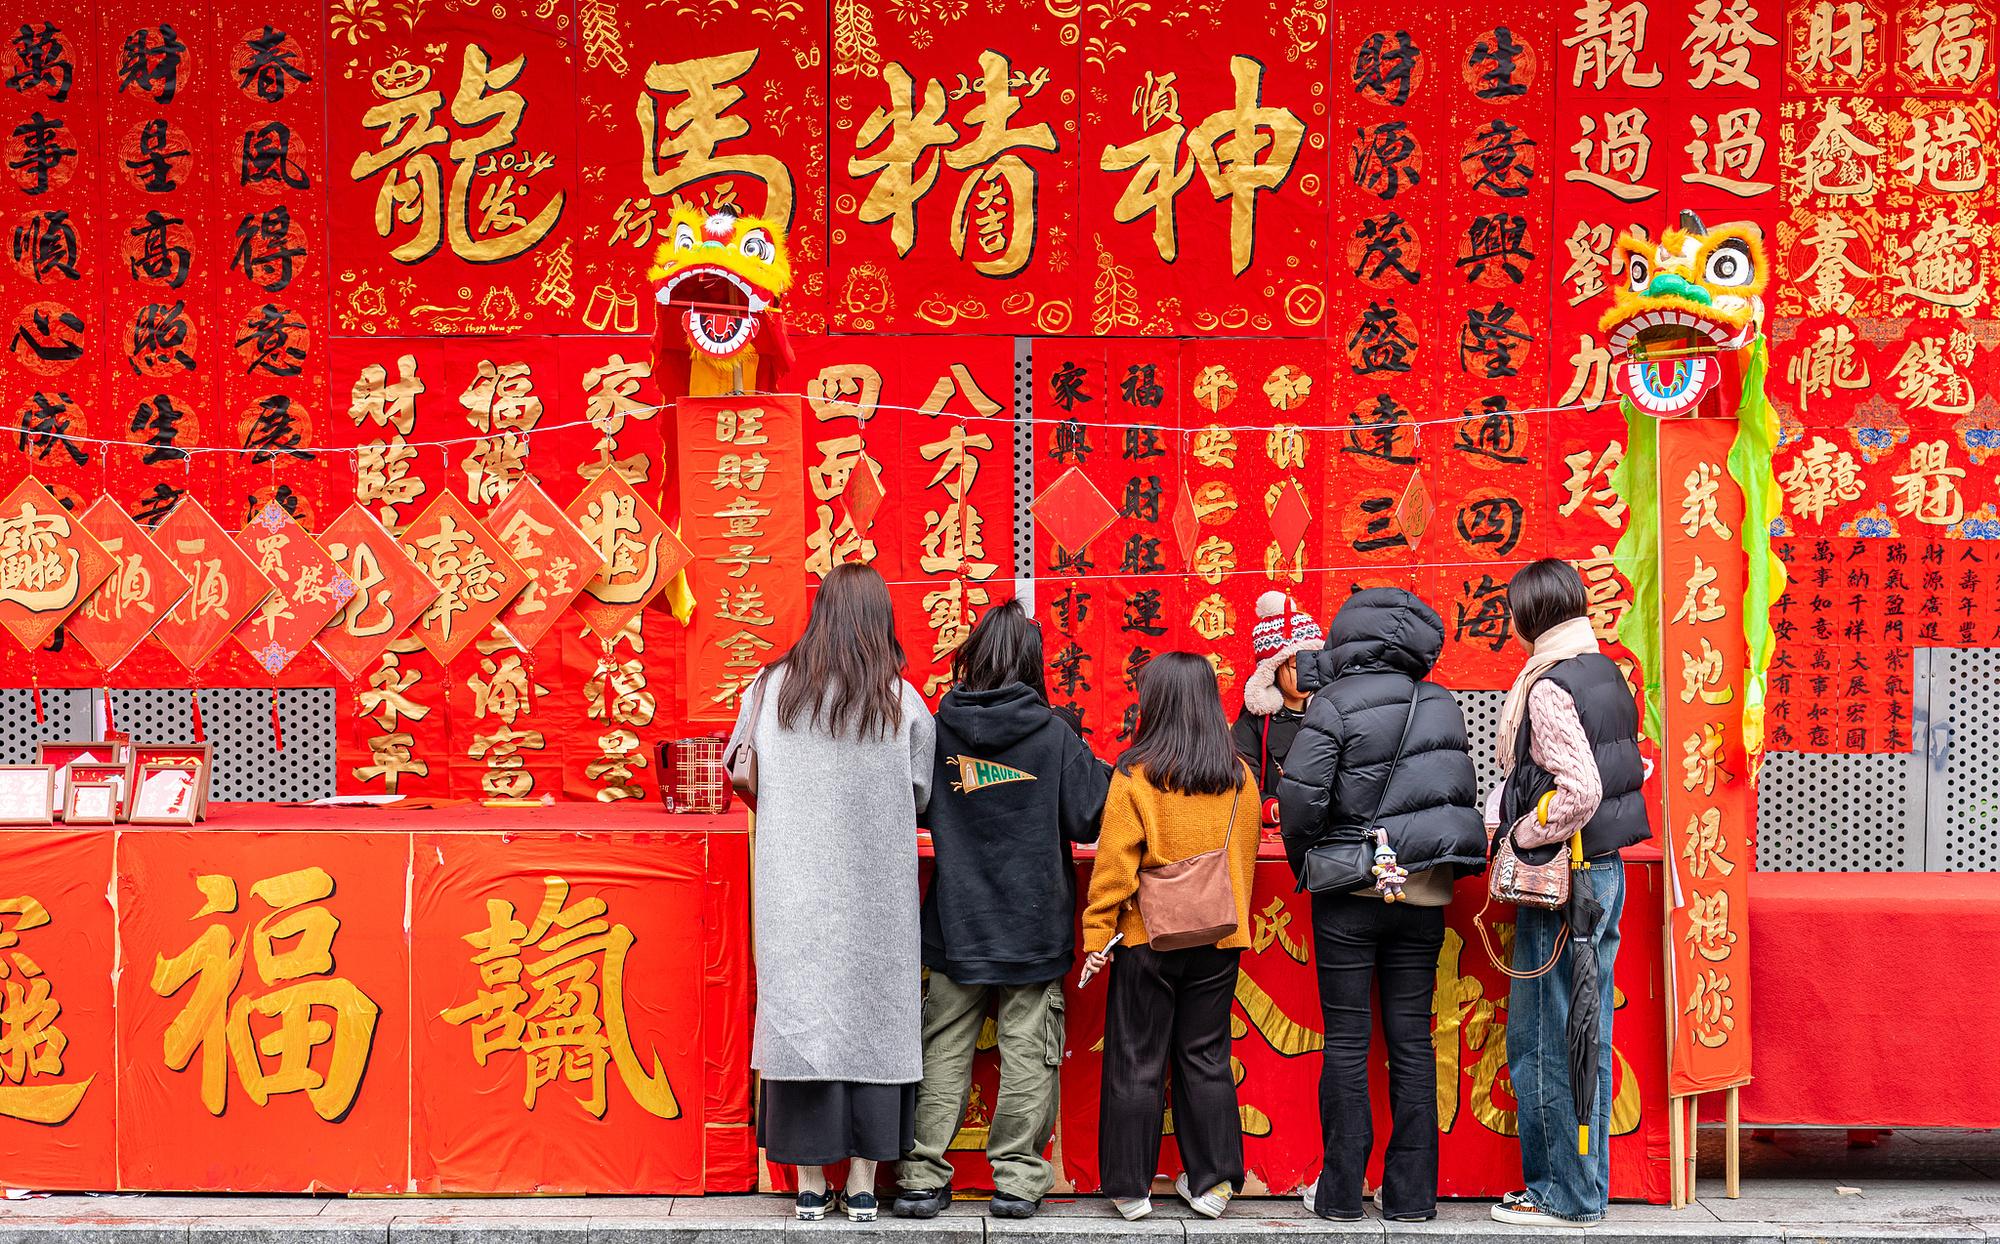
[898,971,1064,1201]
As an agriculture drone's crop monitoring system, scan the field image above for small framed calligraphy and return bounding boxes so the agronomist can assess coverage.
[64,781,119,825]
[132,743,212,820]
[0,766,57,826]
[130,763,202,825]
[68,763,134,821]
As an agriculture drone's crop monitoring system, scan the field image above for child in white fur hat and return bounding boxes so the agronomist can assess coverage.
[1231,590,1325,825]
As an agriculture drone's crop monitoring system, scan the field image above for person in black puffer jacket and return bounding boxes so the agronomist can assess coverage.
[894,601,1109,1222]
[1277,587,1486,1224]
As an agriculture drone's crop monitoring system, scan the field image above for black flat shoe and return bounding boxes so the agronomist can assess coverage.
[840,1191,879,1223]
[892,1186,951,1219]
[795,1189,833,1221]
[990,1193,1039,1219]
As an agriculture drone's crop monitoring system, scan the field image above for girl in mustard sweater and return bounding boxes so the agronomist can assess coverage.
[1079,652,1261,1221]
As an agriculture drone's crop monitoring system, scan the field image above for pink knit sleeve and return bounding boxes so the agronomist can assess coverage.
[1510,680,1603,849]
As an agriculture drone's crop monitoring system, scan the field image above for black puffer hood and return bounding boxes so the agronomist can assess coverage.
[935,681,1052,751]
[1318,587,1445,681]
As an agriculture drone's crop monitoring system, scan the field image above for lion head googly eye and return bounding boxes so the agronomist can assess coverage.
[1627,254,1651,291]
[739,228,774,263]
[674,222,697,251]
[1703,240,1754,288]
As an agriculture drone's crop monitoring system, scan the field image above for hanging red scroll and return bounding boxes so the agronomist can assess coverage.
[677,394,808,724]
[1658,418,1754,1094]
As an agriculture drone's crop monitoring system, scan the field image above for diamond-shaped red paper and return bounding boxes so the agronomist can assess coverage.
[1269,478,1311,555]
[566,472,689,640]
[0,477,115,651]
[398,493,528,664]
[1397,470,1435,549]
[1032,466,1119,555]
[69,497,191,670]
[233,502,352,676]
[842,459,888,533]
[315,505,442,681]
[152,499,276,671]
[1172,478,1200,568]
[489,477,605,648]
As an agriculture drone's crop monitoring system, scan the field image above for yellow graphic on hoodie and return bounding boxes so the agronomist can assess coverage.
[947,755,1037,793]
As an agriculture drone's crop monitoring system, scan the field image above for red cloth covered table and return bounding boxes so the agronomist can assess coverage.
[1741,871,2000,1128]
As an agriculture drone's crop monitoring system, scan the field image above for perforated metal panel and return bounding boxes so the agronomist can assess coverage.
[106,688,336,801]
[1452,689,1508,801]
[1930,648,2000,870]
[0,689,94,764]
[1757,749,1924,871]
[1014,336,1035,613]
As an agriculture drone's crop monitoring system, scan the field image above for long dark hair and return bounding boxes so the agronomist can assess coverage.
[775,563,906,740]
[951,600,1047,698]
[1116,651,1244,796]
[1508,558,1589,643]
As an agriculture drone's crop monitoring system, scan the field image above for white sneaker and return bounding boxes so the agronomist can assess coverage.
[1491,1196,1598,1228]
[1112,1196,1153,1220]
[1174,1173,1232,1219]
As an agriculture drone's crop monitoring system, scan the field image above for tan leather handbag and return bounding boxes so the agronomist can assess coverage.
[1135,778,1244,952]
[723,675,768,810]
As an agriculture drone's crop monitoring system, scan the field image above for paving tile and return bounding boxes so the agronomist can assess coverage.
[387,1217,592,1244]
[590,1220,785,1244]
[0,1224,191,1244]
[188,1218,389,1244]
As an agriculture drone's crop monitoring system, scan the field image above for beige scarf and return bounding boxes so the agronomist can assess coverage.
[1495,616,1600,770]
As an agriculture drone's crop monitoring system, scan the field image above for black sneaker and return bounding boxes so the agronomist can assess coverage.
[795,1188,834,1221]
[840,1191,879,1223]
[990,1193,1039,1219]
[892,1186,952,1219]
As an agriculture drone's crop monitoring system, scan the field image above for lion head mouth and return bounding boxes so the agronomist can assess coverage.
[658,264,772,360]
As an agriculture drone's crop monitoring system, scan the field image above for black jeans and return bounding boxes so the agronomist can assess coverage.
[1308,893,1445,1219]
[1098,943,1244,1200]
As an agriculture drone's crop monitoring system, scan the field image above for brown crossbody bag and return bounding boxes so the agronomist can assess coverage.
[1134,771,1246,952]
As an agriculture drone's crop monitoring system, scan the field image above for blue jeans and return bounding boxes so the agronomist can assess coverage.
[1506,858,1624,1223]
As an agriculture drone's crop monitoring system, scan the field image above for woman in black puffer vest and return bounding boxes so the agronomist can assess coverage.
[1277,588,1487,1223]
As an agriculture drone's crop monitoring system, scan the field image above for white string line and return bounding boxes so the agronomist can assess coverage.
[16,389,1700,458]
[909,556,1541,593]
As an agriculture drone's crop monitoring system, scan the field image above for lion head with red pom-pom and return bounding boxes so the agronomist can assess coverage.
[647,203,795,396]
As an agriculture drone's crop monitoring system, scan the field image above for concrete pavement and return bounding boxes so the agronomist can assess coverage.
[3,1130,1995,1244]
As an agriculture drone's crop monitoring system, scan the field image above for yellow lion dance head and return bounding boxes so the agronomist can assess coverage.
[647,203,793,364]
[1601,210,1767,416]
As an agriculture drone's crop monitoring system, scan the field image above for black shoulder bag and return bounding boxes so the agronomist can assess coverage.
[1296,685,1420,894]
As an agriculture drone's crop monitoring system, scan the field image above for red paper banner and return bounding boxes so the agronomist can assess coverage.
[410,832,714,1193]
[677,395,808,724]
[115,829,412,1191]
[1054,869,1671,1202]
[0,830,116,1191]
[1658,418,1754,1094]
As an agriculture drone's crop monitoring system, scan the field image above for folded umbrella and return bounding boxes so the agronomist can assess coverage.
[1564,859,1605,1157]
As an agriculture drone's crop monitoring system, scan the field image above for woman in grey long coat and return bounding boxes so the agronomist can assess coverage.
[727,563,935,1223]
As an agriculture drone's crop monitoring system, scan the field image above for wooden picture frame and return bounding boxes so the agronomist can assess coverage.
[67,762,133,821]
[38,741,125,810]
[0,765,57,826]
[131,744,213,820]
[63,781,119,825]
[129,763,202,825]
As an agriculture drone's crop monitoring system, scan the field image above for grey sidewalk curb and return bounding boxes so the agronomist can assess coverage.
[0,1216,1985,1244]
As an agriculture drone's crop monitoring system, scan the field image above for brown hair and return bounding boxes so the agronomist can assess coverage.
[1116,652,1245,796]
[775,563,906,740]
[1508,558,1589,643]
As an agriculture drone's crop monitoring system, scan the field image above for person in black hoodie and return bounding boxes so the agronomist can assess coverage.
[1276,588,1487,1224]
[894,601,1109,1221]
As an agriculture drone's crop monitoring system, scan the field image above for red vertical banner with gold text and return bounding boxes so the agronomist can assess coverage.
[0,830,116,1191]
[1658,417,1753,1095]
[114,830,411,1191]
[677,395,807,725]
[410,832,711,1193]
